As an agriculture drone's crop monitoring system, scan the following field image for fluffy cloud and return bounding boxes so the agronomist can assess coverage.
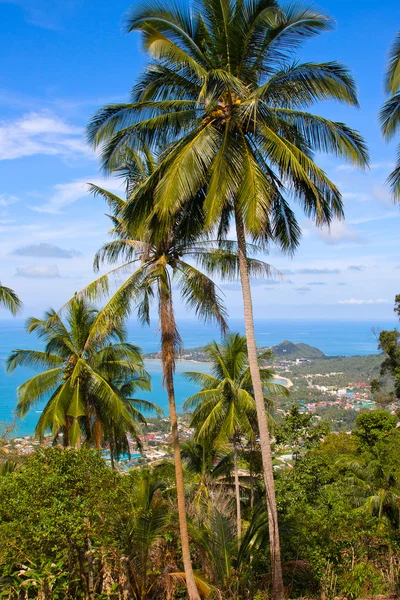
[0,194,19,207]
[12,242,81,258]
[0,112,90,161]
[337,298,388,305]
[30,177,124,214]
[317,221,361,245]
[295,286,311,293]
[16,265,60,278]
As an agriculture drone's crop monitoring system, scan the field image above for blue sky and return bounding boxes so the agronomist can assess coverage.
[0,0,400,321]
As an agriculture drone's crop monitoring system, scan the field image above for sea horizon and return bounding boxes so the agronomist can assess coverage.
[1,317,396,436]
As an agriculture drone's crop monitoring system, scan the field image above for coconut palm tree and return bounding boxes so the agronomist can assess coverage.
[184,333,286,541]
[87,3,368,595]
[338,456,400,529]
[191,497,271,599]
[380,31,400,199]
[6,298,155,459]
[181,438,233,513]
[115,472,170,600]
[0,283,22,315]
[77,174,275,600]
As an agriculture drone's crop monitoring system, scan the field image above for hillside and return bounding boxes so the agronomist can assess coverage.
[269,340,326,359]
[144,340,326,361]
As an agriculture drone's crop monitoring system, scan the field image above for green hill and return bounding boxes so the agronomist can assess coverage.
[268,340,326,359]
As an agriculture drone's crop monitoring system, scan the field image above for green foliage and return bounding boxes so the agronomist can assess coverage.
[0,283,22,316]
[353,409,398,448]
[380,31,400,199]
[1,416,400,598]
[88,0,368,255]
[275,404,330,458]
[6,298,156,459]
[184,333,286,446]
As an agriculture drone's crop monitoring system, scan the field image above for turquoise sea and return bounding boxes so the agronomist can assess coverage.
[0,318,396,435]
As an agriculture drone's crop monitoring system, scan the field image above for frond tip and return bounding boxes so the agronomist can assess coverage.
[0,283,22,315]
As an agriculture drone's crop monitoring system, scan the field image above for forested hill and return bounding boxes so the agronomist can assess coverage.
[269,340,326,359]
[144,340,326,361]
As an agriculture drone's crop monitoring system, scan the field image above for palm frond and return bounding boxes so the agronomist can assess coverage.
[0,284,22,315]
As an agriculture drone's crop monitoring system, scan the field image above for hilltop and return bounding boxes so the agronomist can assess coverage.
[144,340,326,362]
[269,340,326,359]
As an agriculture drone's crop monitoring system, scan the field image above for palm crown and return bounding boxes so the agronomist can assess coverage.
[184,333,285,445]
[6,298,155,453]
[89,0,368,248]
[380,30,400,199]
[81,149,278,342]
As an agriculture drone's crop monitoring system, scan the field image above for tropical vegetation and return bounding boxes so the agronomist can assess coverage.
[184,333,287,539]
[380,30,400,199]
[87,1,368,594]
[3,1,400,598]
[6,297,156,463]
[1,410,400,599]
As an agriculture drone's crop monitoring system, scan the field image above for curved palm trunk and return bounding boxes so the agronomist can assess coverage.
[234,210,284,600]
[159,288,201,600]
[233,439,242,542]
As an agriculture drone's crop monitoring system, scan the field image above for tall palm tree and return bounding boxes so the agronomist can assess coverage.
[0,283,22,315]
[6,298,155,458]
[184,333,286,541]
[380,31,400,199]
[87,3,368,596]
[78,167,276,598]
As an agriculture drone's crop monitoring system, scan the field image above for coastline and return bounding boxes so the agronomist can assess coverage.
[275,375,293,388]
[144,358,293,387]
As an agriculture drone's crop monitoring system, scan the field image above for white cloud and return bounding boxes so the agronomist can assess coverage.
[336,164,357,172]
[342,192,370,202]
[317,221,361,245]
[29,177,124,214]
[0,194,19,207]
[349,211,400,225]
[11,243,81,259]
[337,298,388,305]
[337,162,394,172]
[16,265,60,278]
[0,111,91,161]
[370,162,395,170]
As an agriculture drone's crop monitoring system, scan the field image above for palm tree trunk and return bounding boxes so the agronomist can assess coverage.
[159,287,201,600]
[234,210,285,600]
[233,439,242,542]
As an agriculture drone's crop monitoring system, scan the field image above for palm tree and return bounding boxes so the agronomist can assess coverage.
[191,497,271,599]
[87,3,368,595]
[338,456,400,529]
[184,333,286,541]
[380,31,400,199]
[78,154,276,600]
[6,298,155,459]
[181,438,232,512]
[116,472,169,600]
[0,283,22,315]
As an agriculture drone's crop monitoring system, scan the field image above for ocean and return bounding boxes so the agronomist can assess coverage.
[0,318,396,435]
